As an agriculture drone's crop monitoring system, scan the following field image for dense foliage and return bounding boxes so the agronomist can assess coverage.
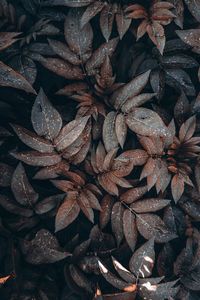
[0,0,200,299]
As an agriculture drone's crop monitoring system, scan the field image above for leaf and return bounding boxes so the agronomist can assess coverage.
[170,0,184,28]
[184,0,200,22]
[123,209,138,251]
[111,202,124,247]
[48,39,81,65]
[136,213,177,243]
[112,257,136,283]
[11,151,62,166]
[0,195,33,217]
[48,0,95,7]
[69,264,93,293]
[115,113,127,148]
[139,279,179,300]
[171,174,185,203]
[11,124,54,153]
[131,198,170,213]
[21,229,71,264]
[85,37,119,75]
[98,261,131,291]
[77,193,94,223]
[126,108,169,138]
[0,61,36,94]
[165,69,195,96]
[103,111,118,152]
[100,4,115,42]
[64,8,93,61]
[39,57,84,79]
[55,196,80,231]
[120,186,148,204]
[129,238,155,278]
[174,91,190,126]
[0,163,14,187]
[11,163,38,207]
[31,88,62,140]
[99,194,114,229]
[81,1,105,28]
[111,70,151,110]
[179,116,196,142]
[116,6,132,40]
[0,275,11,285]
[0,32,20,51]
[54,116,90,151]
[10,56,37,85]
[35,194,64,215]
[176,29,200,54]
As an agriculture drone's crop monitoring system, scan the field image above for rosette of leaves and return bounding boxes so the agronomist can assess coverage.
[41,0,132,41]
[51,169,102,231]
[35,8,119,80]
[136,116,200,202]
[0,0,60,88]
[99,187,176,248]
[103,70,170,151]
[10,88,91,170]
[85,142,149,196]
[98,238,179,300]
[0,162,64,231]
[132,38,199,100]
[125,1,176,54]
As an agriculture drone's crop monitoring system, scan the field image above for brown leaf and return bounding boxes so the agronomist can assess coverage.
[98,173,119,195]
[54,116,90,151]
[129,238,155,278]
[39,57,84,79]
[111,70,151,110]
[116,6,132,39]
[48,39,81,65]
[55,196,80,231]
[136,213,177,243]
[11,151,62,166]
[35,194,64,215]
[100,4,115,42]
[0,32,20,51]
[11,124,54,153]
[115,113,127,148]
[0,275,11,285]
[171,174,185,203]
[85,37,119,75]
[11,163,38,207]
[123,209,138,251]
[179,116,196,142]
[77,193,94,223]
[111,202,124,246]
[64,8,93,61]
[31,88,62,140]
[81,1,105,28]
[99,194,115,229]
[0,61,36,94]
[120,185,148,204]
[126,108,169,138]
[131,198,171,213]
